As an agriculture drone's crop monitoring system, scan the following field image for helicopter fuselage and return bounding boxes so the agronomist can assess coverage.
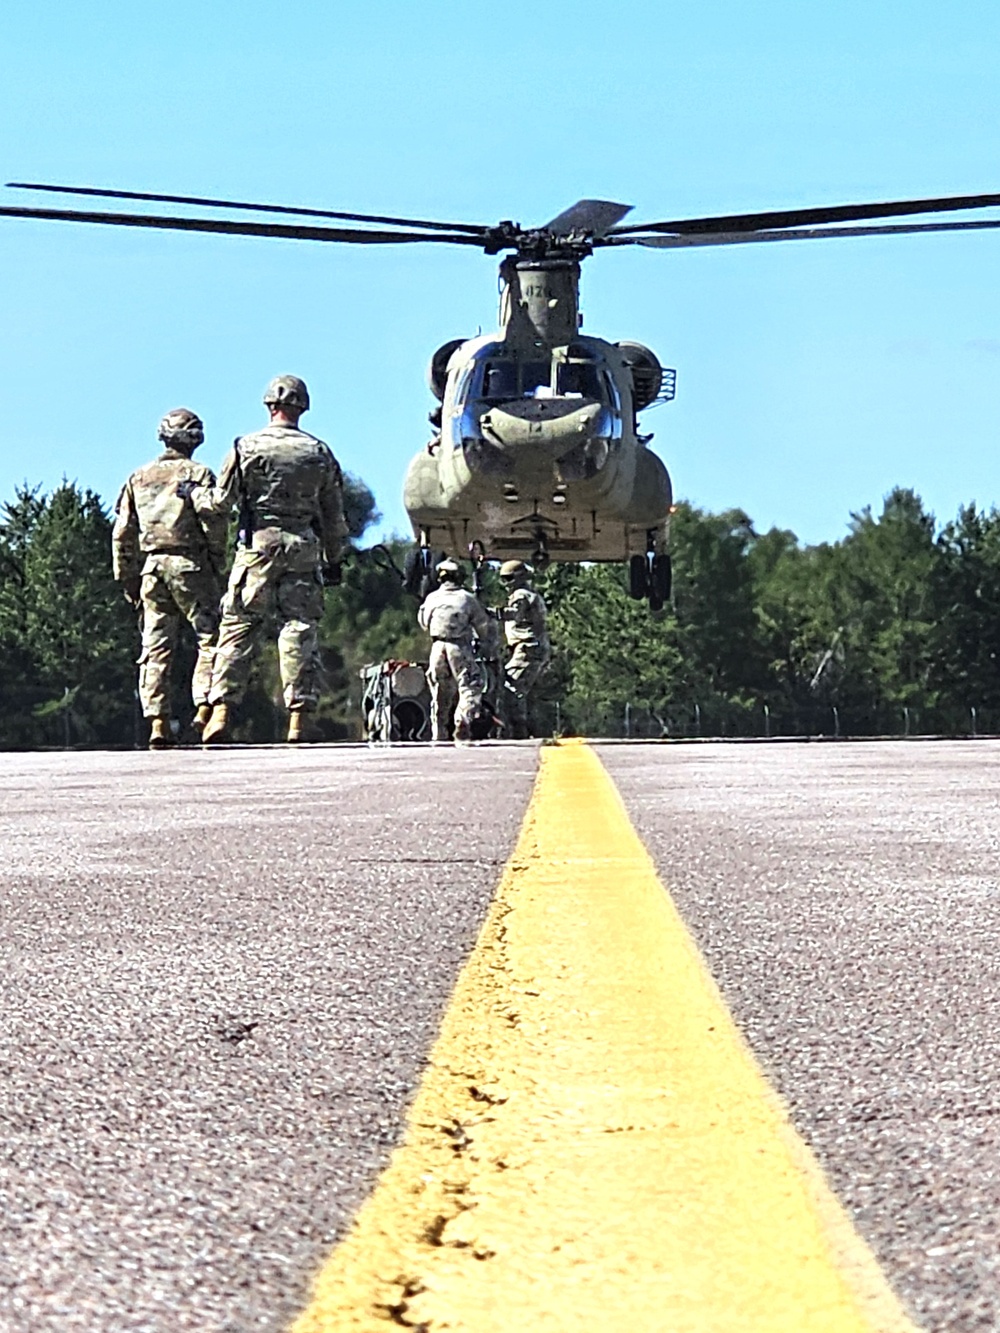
[404,256,673,565]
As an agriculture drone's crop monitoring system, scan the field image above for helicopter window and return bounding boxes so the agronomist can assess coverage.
[453,364,475,405]
[521,362,552,396]
[557,362,604,399]
[482,361,517,400]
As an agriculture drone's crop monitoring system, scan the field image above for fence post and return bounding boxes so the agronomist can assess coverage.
[694,702,701,737]
[555,701,561,736]
[970,705,977,737]
[832,706,840,739]
[903,706,911,737]
[624,702,632,740]
[763,703,770,739]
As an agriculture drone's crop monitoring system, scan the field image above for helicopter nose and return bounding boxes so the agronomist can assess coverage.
[479,399,604,455]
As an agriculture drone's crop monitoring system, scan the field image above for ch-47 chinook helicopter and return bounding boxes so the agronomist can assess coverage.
[4,181,1000,609]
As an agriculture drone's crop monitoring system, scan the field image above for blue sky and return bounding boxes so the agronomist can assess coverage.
[1,0,999,544]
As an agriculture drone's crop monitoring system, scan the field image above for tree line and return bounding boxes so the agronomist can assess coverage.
[1,479,999,748]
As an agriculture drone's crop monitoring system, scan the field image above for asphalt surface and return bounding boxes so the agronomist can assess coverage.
[0,744,538,1333]
[5,739,1000,1331]
[600,739,1000,1333]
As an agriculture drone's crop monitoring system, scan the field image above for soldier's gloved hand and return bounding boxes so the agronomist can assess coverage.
[122,580,141,608]
[322,561,343,587]
[175,479,198,500]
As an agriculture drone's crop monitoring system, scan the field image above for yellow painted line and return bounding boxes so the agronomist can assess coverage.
[290,741,919,1332]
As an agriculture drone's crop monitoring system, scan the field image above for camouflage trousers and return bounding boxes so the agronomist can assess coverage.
[137,554,221,719]
[209,528,324,712]
[500,643,549,739]
[426,640,484,741]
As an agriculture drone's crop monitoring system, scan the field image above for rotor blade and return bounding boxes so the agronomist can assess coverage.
[605,218,1000,248]
[543,199,633,238]
[613,191,1000,236]
[0,204,485,246]
[6,181,490,236]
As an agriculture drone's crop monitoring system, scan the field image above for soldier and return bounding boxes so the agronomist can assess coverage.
[198,375,346,744]
[417,559,491,741]
[112,408,227,748]
[497,560,550,739]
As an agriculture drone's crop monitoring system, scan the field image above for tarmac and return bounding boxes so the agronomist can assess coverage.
[1,739,998,1330]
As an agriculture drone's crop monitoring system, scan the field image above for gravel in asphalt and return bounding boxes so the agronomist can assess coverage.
[0,745,538,1333]
[600,739,1000,1333]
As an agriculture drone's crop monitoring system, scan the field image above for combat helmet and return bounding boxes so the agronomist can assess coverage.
[263,374,310,412]
[436,558,464,584]
[158,408,204,455]
[499,559,531,585]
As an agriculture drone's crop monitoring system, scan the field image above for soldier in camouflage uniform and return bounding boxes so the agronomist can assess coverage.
[497,560,550,739]
[112,409,227,748]
[197,376,346,744]
[417,559,491,741]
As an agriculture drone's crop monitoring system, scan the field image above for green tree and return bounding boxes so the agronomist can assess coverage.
[932,503,1000,727]
[0,483,136,747]
[831,488,941,730]
[535,504,773,737]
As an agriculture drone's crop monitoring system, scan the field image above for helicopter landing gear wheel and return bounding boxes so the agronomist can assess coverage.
[532,532,551,570]
[628,554,649,600]
[651,552,672,604]
[641,531,671,612]
[469,540,488,599]
[404,534,442,599]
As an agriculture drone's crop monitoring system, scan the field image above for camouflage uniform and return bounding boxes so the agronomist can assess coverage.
[418,583,490,740]
[500,584,550,739]
[202,424,346,713]
[112,449,227,719]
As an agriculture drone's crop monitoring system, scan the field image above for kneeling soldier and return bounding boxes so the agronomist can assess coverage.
[418,559,490,741]
[112,409,227,748]
[497,560,550,739]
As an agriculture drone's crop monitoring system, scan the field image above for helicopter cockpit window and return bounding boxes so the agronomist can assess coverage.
[521,362,552,396]
[453,364,475,406]
[557,362,604,400]
[482,361,518,400]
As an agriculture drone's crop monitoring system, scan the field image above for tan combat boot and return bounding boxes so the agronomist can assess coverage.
[286,712,308,743]
[193,703,213,734]
[148,717,172,749]
[201,703,230,745]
